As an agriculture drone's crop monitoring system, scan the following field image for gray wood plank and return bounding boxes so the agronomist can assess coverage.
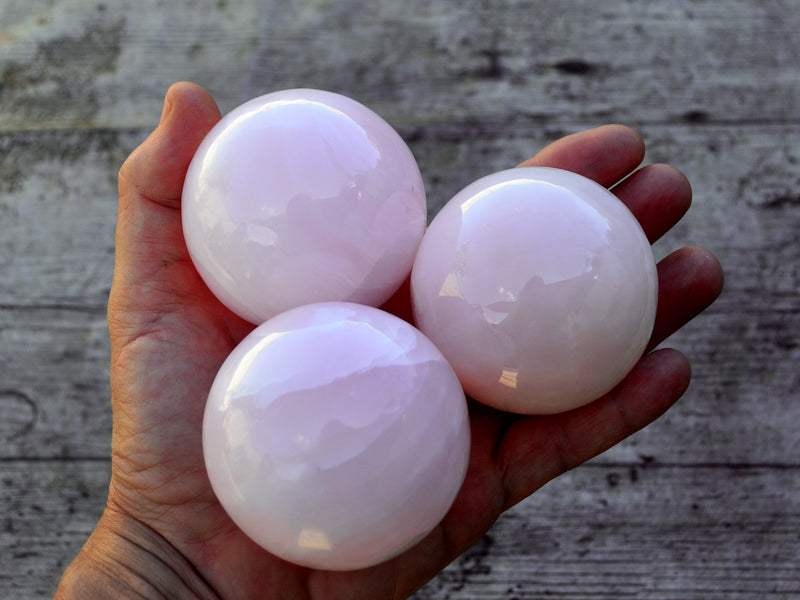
[0,308,110,459]
[0,461,108,599]
[0,129,130,307]
[417,465,800,599]
[3,462,797,599]
[1,1,798,131]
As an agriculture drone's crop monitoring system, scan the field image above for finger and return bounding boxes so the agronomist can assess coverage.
[518,124,646,187]
[496,347,691,509]
[114,82,221,276]
[118,81,221,208]
[649,246,725,351]
[612,163,693,243]
[110,83,228,345]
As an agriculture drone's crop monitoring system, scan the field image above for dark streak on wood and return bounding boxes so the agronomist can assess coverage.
[553,59,600,75]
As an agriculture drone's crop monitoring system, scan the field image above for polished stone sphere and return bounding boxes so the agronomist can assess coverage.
[182,89,427,324]
[203,302,471,570]
[411,167,658,415]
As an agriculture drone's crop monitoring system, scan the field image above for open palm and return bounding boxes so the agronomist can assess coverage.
[57,82,722,599]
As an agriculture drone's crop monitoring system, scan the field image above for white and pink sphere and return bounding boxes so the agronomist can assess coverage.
[182,88,427,325]
[411,167,657,415]
[202,302,470,570]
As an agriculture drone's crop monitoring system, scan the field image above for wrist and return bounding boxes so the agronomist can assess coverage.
[55,508,220,600]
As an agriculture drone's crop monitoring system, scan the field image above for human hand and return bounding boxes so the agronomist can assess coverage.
[55,82,723,599]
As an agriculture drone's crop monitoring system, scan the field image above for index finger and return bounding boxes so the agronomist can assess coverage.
[518,124,646,187]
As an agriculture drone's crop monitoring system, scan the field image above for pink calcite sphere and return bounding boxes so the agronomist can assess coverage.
[411,167,658,415]
[182,89,427,324]
[202,302,471,570]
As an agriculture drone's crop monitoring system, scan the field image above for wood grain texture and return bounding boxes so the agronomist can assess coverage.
[1,0,798,130]
[1,0,798,598]
[420,465,800,599]
[0,461,109,598]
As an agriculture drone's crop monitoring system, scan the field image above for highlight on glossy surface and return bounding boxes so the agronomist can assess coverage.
[203,302,471,570]
[411,167,658,415]
[182,89,427,324]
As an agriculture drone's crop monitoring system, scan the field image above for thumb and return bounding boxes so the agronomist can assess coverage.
[109,83,223,345]
[118,81,222,208]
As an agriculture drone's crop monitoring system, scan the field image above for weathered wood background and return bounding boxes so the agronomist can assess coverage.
[1,1,798,598]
